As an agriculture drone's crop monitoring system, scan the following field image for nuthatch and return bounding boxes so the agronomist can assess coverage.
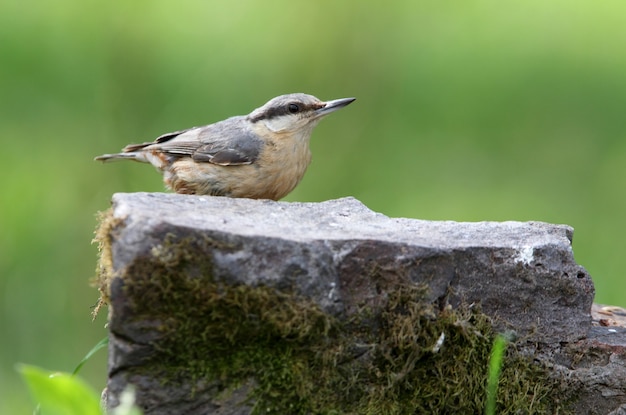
[95,93,355,200]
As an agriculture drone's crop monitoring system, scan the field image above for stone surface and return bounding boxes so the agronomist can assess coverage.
[107,192,593,342]
[97,193,626,414]
[549,325,626,415]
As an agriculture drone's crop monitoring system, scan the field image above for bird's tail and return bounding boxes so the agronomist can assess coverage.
[95,141,155,162]
[94,152,142,162]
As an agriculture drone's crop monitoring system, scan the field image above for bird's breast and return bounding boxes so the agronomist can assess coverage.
[254,135,312,199]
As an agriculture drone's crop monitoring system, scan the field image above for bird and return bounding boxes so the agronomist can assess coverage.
[95,93,355,200]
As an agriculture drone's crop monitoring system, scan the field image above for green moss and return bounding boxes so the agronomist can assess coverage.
[92,208,124,318]
[95,215,572,414]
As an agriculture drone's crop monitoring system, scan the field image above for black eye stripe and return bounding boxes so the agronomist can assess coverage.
[250,101,312,122]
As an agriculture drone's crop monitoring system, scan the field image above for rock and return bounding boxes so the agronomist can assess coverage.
[103,193,593,341]
[94,193,624,414]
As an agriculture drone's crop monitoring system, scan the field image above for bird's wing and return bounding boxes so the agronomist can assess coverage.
[154,127,198,143]
[121,127,197,153]
[155,120,264,166]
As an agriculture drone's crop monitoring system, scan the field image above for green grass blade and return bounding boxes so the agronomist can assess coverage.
[73,337,109,376]
[485,334,508,415]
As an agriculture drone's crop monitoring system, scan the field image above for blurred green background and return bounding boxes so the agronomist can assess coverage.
[2,0,626,411]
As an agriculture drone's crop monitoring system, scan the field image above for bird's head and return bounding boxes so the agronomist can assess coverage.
[247,93,355,135]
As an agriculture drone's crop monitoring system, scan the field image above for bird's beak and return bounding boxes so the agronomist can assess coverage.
[315,97,356,117]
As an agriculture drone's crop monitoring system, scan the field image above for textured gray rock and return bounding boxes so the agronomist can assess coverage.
[97,193,626,414]
[107,192,593,342]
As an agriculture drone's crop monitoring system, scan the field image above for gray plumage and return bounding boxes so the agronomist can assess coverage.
[118,118,265,166]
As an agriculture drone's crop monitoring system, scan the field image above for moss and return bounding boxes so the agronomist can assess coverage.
[95,215,572,414]
[92,208,124,319]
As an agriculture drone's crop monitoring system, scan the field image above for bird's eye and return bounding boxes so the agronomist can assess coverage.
[288,103,300,113]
